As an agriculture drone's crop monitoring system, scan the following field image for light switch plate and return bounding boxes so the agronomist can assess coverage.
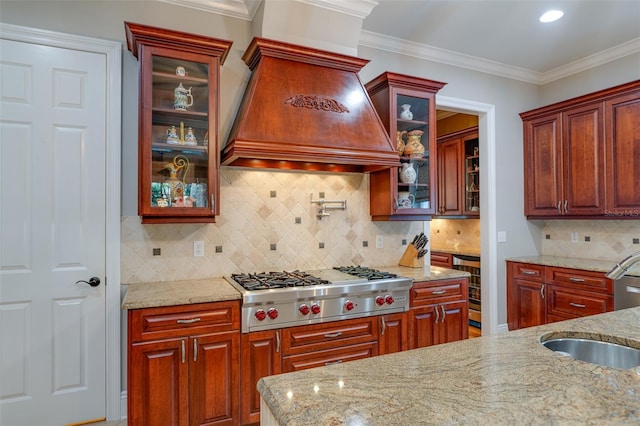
[497,231,507,243]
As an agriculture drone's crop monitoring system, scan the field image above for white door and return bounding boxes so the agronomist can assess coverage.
[0,38,107,425]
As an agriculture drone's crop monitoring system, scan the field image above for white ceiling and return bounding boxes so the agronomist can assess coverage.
[161,0,640,84]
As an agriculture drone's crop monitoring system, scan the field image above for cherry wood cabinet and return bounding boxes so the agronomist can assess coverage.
[378,312,408,355]
[125,22,232,223]
[507,261,613,330]
[605,90,640,213]
[430,251,453,268]
[366,72,446,221]
[436,127,479,216]
[240,330,281,425]
[520,80,640,218]
[127,301,240,426]
[408,278,469,349]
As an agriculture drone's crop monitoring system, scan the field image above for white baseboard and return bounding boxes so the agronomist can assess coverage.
[120,391,127,421]
[496,323,509,334]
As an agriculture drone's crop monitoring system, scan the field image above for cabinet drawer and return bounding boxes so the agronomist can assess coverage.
[282,342,377,372]
[509,262,545,281]
[281,317,377,356]
[430,252,453,268]
[547,286,613,318]
[129,301,240,343]
[411,278,466,306]
[545,267,612,293]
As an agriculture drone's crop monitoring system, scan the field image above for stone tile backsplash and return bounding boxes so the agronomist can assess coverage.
[540,220,640,261]
[121,169,427,284]
[430,218,481,252]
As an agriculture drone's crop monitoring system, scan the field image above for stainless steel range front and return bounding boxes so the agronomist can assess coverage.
[225,267,412,333]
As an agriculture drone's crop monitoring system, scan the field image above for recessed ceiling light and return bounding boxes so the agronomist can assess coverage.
[540,10,564,23]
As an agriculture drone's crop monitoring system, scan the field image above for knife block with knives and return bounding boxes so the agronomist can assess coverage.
[399,232,429,268]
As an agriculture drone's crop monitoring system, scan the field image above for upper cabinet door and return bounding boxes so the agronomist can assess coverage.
[605,90,640,214]
[125,22,232,224]
[562,102,605,216]
[523,113,563,217]
[366,72,446,221]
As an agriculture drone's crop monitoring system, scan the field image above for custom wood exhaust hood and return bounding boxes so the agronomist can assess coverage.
[221,37,400,173]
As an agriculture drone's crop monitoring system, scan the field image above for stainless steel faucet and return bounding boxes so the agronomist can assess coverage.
[606,251,640,279]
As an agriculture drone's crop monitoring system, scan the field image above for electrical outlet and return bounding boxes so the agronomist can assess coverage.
[570,232,578,243]
[376,235,384,249]
[194,241,204,257]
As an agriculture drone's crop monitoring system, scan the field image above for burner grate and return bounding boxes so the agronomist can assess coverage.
[231,270,330,291]
[333,266,397,280]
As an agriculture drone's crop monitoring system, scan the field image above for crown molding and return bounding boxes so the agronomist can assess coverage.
[360,31,640,86]
[358,30,541,84]
[540,37,640,85]
[296,0,379,19]
[158,0,261,20]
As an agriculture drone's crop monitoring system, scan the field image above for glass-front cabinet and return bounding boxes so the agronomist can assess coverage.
[366,72,446,220]
[125,22,232,223]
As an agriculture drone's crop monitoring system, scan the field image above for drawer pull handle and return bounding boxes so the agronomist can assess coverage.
[177,318,201,324]
[432,290,446,295]
[324,360,343,366]
[522,270,537,276]
[569,302,586,308]
[324,332,342,339]
[193,338,197,362]
[569,277,585,283]
[275,331,280,353]
[381,317,386,335]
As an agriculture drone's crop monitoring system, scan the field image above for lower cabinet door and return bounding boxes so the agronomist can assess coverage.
[282,342,378,372]
[511,279,546,330]
[378,312,408,355]
[189,332,240,426]
[241,330,282,425]
[129,338,189,426]
[439,301,468,343]
[408,305,438,350]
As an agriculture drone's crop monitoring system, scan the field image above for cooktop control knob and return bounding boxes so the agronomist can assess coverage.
[299,304,310,315]
[344,300,355,311]
[267,308,279,319]
[311,303,321,314]
[255,309,267,321]
[375,296,385,306]
[385,295,394,305]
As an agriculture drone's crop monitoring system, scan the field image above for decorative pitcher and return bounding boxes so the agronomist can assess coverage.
[399,162,417,184]
[397,191,415,209]
[173,82,193,111]
[403,130,425,157]
[396,130,407,155]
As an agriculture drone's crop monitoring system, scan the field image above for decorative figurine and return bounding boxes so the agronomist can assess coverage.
[184,127,198,146]
[166,125,180,144]
[400,104,413,120]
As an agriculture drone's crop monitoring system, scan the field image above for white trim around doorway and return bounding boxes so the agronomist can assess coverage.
[0,23,123,420]
[436,96,498,336]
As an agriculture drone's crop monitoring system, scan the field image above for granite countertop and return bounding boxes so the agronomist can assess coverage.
[430,247,481,257]
[258,307,640,425]
[121,277,241,309]
[506,254,640,276]
[121,266,468,310]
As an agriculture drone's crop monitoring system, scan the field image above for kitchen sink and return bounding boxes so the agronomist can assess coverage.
[540,333,640,370]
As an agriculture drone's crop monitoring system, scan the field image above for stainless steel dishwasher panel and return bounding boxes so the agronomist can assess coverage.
[614,276,640,310]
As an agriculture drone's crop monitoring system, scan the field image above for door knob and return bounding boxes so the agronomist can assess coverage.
[75,277,101,287]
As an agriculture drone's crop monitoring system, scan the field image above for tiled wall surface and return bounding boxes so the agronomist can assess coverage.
[121,169,426,284]
[430,218,481,252]
[540,220,640,261]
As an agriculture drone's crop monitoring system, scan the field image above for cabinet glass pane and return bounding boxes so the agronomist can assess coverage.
[150,56,210,209]
[396,94,431,209]
[464,137,480,212]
